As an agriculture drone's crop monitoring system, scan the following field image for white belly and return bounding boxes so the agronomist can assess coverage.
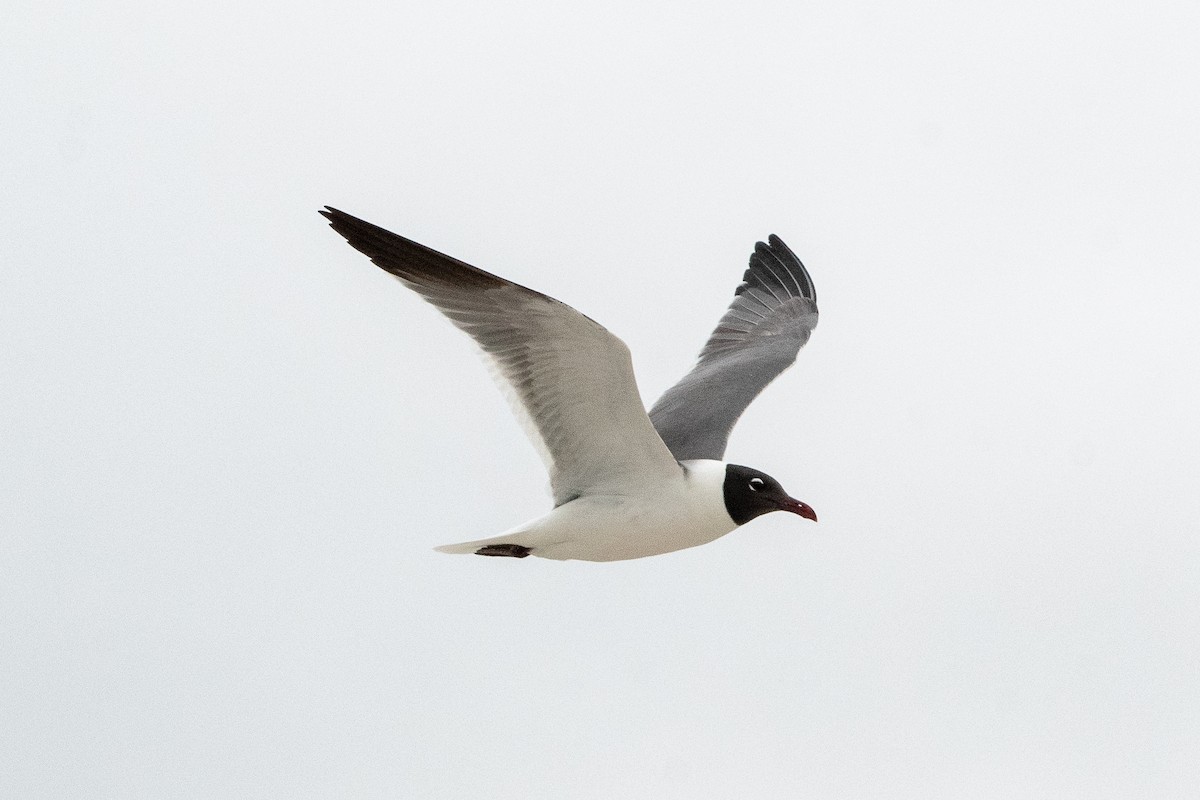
[531,502,737,561]
[510,460,738,562]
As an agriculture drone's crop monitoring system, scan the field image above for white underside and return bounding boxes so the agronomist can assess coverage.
[435,460,738,562]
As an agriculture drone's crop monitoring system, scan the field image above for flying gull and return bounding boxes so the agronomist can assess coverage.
[320,207,820,561]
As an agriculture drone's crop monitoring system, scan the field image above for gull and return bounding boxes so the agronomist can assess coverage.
[320,207,820,561]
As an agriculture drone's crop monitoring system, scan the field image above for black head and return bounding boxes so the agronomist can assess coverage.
[722,464,818,526]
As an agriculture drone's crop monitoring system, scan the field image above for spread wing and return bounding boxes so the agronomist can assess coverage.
[649,234,818,461]
[321,207,680,504]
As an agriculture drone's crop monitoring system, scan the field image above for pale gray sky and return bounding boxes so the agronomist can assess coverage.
[3,1,1199,797]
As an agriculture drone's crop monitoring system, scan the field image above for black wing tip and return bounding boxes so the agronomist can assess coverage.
[761,234,801,270]
[754,234,795,263]
[318,205,514,291]
[745,232,816,302]
[318,206,419,254]
[319,206,377,240]
[318,206,364,242]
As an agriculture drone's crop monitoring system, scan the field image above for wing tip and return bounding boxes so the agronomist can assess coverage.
[318,206,366,244]
[747,233,816,303]
[319,206,373,239]
[319,206,536,293]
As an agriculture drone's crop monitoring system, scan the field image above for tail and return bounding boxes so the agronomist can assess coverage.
[435,536,532,558]
[434,540,487,555]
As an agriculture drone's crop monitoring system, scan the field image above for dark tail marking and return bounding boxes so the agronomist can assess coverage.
[475,544,532,558]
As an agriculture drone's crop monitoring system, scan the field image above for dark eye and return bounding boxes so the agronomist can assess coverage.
[749,477,764,491]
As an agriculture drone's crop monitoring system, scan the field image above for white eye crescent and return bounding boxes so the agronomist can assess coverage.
[749,477,764,491]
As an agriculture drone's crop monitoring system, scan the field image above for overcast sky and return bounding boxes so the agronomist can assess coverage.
[3,1,1199,797]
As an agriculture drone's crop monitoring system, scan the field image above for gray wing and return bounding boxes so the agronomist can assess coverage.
[649,234,818,461]
[321,207,680,504]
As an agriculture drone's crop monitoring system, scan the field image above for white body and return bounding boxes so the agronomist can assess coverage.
[436,460,738,562]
